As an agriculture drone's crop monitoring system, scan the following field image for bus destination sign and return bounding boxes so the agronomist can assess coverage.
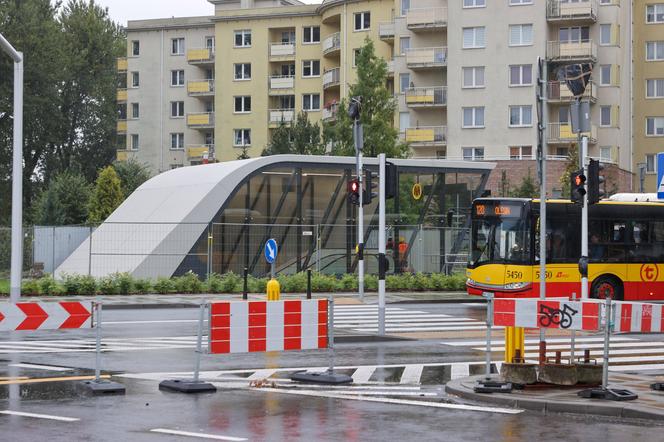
[475,203,522,218]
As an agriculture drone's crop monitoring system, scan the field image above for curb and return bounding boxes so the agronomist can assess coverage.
[445,375,664,421]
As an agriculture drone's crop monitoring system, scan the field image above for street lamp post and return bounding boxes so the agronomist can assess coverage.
[0,33,24,304]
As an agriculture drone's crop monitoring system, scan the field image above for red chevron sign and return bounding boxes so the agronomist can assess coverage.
[0,302,93,331]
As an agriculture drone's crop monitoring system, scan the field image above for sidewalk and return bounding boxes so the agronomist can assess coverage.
[446,373,664,420]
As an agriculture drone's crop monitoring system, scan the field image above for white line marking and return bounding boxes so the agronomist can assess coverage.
[150,429,247,441]
[334,317,478,324]
[104,320,199,325]
[0,410,79,422]
[484,341,664,352]
[9,363,74,371]
[442,337,636,346]
[609,364,664,372]
[355,326,490,332]
[451,363,470,380]
[400,365,424,384]
[352,366,376,383]
[247,369,278,380]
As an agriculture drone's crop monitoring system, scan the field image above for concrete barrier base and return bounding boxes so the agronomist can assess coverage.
[539,364,577,386]
[500,363,537,385]
[575,363,602,385]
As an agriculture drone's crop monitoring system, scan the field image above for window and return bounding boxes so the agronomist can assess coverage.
[280,95,295,109]
[171,38,185,55]
[131,40,140,56]
[171,101,184,118]
[463,27,486,49]
[303,93,320,111]
[131,71,140,88]
[401,0,410,16]
[510,0,532,4]
[646,41,664,61]
[463,0,485,7]
[647,4,664,23]
[646,154,656,173]
[170,133,184,150]
[302,60,320,77]
[600,65,611,85]
[353,49,362,67]
[463,147,484,160]
[559,26,590,43]
[600,106,611,127]
[600,24,612,46]
[281,64,295,76]
[399,73,411,93]
[509,105,532,127]
[234,129,251,147]
[509,146,532,160]
[647,79,664,98]
[206,36,215,50]
[509,64,532,86]
[234,30,251,47]
[462,67,485,88]
[130,134,139,150]
[509,24,533,46]
[303,26,320,43]
[171,70,185,86]
[354,12,370,31]
[463,107,485,128]
[600,146,612,162]
[131,103,139,119]
[234,96,251,113]
[281,30,295,44]
[646,117,664,136]
[399,112,410,132]
[234,63,251,80]
[399,37,410,55]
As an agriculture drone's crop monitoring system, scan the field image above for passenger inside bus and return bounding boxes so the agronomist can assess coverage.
[590,233,605,260]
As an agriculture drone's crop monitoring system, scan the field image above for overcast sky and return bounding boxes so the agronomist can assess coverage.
[93,0,320,25]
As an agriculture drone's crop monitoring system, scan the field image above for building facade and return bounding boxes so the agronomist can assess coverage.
[117,0,641,196]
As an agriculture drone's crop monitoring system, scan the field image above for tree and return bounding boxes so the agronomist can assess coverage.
[263,112,324,156]
[88,166,123,224]
[559,144,579,198]
[510,169,539,198]
[237,145,250,160]
[324,38,408,158]
[33,172,92,225]
[112,159,151,198]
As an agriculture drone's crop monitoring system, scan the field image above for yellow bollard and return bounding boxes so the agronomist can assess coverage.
[266,278,280,301]
[505,326,514,363]
[515,327,525,362]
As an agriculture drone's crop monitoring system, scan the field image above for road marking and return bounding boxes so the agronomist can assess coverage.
[354,326,489,332]
[442,337,636,346]
[0,377,29,381]
[104,319,199,325]
[247,369,277,380]
[609,363,664,372]
[9,363,74,371]
[451,363,470,380]
[352,366,376,383]
[0,375,110,385]
[400,365,424,384]
[0,410,79,422]
[485,341,664,352]
[150,429,247,441]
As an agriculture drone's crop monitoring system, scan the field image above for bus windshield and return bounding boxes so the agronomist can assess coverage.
[471,217,530,266]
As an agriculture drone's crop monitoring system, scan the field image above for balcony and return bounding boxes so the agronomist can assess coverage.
[405,86,447,108]
[187,144,214,161]
[116,119,127,134]
[406,47,447,69]
[546,40,597,63]
[322,32,341,57]
[406,8,448,31]
[117,57,128,72]
[268,109,295,127]
[379,22,395,40]
[269,42,296,59]
[323,68,340,90]
[186,112,215,129]
[547,81,597,103]
[322,102,339,122]
[187,48,214,65]
[404,126,447,147]
[116,88,127,102]
[547,122,597,144]
[269,75,294,93]
[187,80,215,97]
[547,0,598,23]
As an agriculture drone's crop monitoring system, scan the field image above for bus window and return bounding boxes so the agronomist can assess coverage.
[631,221,656,262]
[544,219,579,263]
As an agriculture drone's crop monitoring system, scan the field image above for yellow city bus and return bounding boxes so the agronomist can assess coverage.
[466,198,664,301]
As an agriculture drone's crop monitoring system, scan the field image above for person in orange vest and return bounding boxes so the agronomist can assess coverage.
[398,237,409,272]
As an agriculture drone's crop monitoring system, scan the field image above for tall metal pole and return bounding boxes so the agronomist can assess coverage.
[581,135,589,299]
[354,120,365,301]
[0,34,24,304]
[378,154,386,336]
[537,57,548,342]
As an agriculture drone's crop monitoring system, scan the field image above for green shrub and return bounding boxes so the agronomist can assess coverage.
[311,273,338,292]
[116,273,134,295]
[364,274,378,291]
[22,279,41,296]
[413,273,434,291]
[133,278,153,294]
[429,273,447,290]
[220,272,242,293]
[62,273,82,295]
[78,275,98,295]
[339,273,358,291]
[98,275,119,295]
[386,274,407,291]
[173,271,204,294]
[248,276,268,293]
[154,277,174,294]
[206,273,224,293]
[38,276,63,296]
[280,272,307,293]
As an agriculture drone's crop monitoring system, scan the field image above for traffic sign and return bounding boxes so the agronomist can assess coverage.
[657,153,664,199]
[412,183,422,200]
[264,238,278,264]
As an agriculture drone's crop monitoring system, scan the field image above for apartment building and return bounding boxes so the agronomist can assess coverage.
[117,0,636,195]
[633,1,664,192]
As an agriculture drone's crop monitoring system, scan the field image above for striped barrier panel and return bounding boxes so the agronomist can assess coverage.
[208,300,328,354]
[0,302,93,331]
[493,299,602,331]
[614,302,664,333]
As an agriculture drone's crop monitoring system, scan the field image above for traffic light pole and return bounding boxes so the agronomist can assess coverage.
[378,154,386,335]
[581,135,589,299]
[354,119,365,301]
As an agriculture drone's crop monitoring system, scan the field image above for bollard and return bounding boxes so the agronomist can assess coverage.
[267,278,280,301]
[584,349,591,364]
[243,267,248,300]
[539,340,547,365]
[307,269,312,300]
[555,351,562,365]
[570,292,577,362]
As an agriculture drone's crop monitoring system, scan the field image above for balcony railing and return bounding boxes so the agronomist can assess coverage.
[379,22,395,40]
[404,126,447,145]
[323,68,340,89]
[405,47,447,68]
[405,86,447,107]
[187,144,214,160]
[322,102,339,121]
[116,88,127,102]
[269,75,295,91]
[406,8,448,30]
[187,48,214,64]
[117,57,128,72]
[270,42,296,58]
[322,32,341,55]
[547,0,598,22]
[116,119,127,134]
[186,112,215,128]
[187,80,215,96]
[548,122,597,143]
[547,80,597,102]
[268,109,295,126]
[546,40,597,62]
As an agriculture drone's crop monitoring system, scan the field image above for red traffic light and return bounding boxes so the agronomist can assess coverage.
[348,179,360,193]
[574,174,586,186]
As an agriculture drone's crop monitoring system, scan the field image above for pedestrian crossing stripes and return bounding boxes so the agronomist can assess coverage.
[333,305,491,333]
[0,336,197,354]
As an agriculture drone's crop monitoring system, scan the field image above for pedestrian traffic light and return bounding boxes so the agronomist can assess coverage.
[348,178,361,205]
[363,168,378,206]
[587,159,605,205]
[571,168,587,204]
[558,63,593,97]
[385,162,397,200]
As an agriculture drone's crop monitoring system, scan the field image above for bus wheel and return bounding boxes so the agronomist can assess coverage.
[591,277,623,301]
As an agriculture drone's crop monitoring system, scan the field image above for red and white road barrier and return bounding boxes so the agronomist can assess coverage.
[0,302,93,331]
[493,299,602,331]
[614,301,664,333]
[209,300,328,354]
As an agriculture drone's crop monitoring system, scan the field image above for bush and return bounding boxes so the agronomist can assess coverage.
[206,273,224,293]
[61,273,82,295]
[78,275,98,295]
[98,275,119,295]
[220,272,242,293]
[339,273,358,291]
[413,273,434,291]
[248,276,268,293]
[364,274,378,291]
[116,273,134,295]
[22,279,42,296]
[38,276,63,296]
[173,271,204,294]
[133,278,153,294]
[311,273,338,292]
[154,277,174,294]
[279,272,307,293]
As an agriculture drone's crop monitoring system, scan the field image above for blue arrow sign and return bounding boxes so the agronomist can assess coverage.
[658,153,664,200]
[264,238,278,264]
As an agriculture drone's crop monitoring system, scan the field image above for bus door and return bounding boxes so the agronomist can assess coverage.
[541,218,581,298]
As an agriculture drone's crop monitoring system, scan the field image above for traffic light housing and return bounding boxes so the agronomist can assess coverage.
[363,168,378,206]
[558,63,593,97]
[571,168,587,204]
[587,159,605,205]
[348,178,360,205]
[385,163,397,200]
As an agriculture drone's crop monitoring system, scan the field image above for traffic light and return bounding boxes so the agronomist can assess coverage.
[385,163,397,200]
[348,178,360,205]
[571,168,587,204]
[587,159,605,205]
[363,168,378,206]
